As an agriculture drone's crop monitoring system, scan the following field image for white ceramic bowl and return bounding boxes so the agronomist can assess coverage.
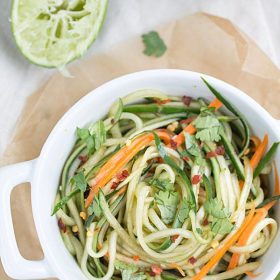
[0,69,280,280]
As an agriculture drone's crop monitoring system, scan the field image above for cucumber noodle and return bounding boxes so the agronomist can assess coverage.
[53,87,278,279]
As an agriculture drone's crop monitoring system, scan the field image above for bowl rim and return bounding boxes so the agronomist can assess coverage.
[31,69,280,279]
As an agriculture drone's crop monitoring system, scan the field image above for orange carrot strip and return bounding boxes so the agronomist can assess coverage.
[227,162,279,270]
[239,180,244,190]
[192,207,255,280]
[172,98,223,147]
[250,134,268,169]
[208,98,223,109]
[172,124,196,147]
[245,271,262,278]
[85,131,171,207]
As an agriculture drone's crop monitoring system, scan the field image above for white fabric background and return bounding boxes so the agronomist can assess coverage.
[0,0,279,155]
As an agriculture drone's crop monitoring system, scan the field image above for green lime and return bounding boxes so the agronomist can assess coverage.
[11,0,108,67]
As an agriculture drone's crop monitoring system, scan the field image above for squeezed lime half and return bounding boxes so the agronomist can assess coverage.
[11,0,108,67]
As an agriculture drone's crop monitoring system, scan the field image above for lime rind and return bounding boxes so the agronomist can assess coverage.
[11,0,108,68]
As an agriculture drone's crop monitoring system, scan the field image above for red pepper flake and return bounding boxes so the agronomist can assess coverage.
[171,234,179,243]
[183,156,190,162]
[149,272,156,277]
[170,139,178,149]
[154,157,164,163]
[78,155,88,164]
[153,98,171,105]
[117,170,129,181]
[133,255,140,262]
[111,181,119,189]
[206,151,216,158]
[151,265,163,275]
[215,146,225,156]
[58,218,67,233]
[202,218,209,226]
[180,117,195,125]
[182,96,193,106]
[192,175,202,185]
[188,256,197,264]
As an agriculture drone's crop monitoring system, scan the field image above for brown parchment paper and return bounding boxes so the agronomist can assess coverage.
[1,12,280,279]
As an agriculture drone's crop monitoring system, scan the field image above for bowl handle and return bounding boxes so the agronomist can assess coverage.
[0,160,55,279]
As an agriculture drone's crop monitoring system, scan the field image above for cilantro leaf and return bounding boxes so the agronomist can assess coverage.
[150,177,174,191]
[204,198,233,234]
[115,260,146,280]
[194,114,222,142]
[211,218,234,235]
[76,127,95,154]
[184,132,201,157]
[155,190,179,224]
[77,120,106,154]
[70,171,87,192]
[88,196,102,218]
[204,198,229,219]
[89,120,106,150]
[51,188,79,215]
[194,156,206,167]
[184,132,206,167]
[142,31,167,57]
[177,198,190,223]
[76,127,90,140]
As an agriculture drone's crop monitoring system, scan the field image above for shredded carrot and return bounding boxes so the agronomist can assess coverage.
[133,255,140,262]
[172,98,223,147]
[250,134,268,169]
[250,136,261,151]
[169,263,185,277]
[245,271,262,278]
[208,98,223,109]
[172,124,196,147]
[192,207,255,280]
[239,180,244,190]
[85,131,171,207]
[227,162,279,270]
[273,161,279,195]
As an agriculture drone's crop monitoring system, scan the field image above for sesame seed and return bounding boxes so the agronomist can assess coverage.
[80,212,87,220]
[72,225,78,233]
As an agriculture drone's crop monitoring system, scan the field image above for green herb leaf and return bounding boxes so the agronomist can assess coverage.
[204,198,233,234]
[115,260,146,280]
[89,120,106,150]
[203,174,214,201]
[204,198,229,219]
[150,178,174,191]
[194,156,206,167]
[184,132,201,157]
[142,31,167,57]
[152,132,197,212]
[201,77,250,157]
[177,198,190,224]
[155,190,179,224]
[194,114,222,142]
[70,171,87,192]
[76,127,90,140]
[88,196,102,218]
[51,188,79,215]
[76,127,95,154]
[211,218,234,235]
[196,228,203,234]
